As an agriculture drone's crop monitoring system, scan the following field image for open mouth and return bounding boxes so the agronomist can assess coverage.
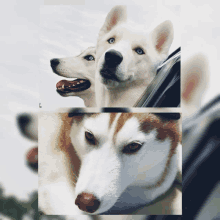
[56,79,91,95]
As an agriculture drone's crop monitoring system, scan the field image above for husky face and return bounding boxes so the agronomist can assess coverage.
[69,113,180,214]
[50,47,96,106]
[96,6,174,89]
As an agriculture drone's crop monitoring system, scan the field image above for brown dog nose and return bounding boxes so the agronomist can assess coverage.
[75,192,100,213]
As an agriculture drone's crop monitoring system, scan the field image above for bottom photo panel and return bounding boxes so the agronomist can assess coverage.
[38,109,182,219]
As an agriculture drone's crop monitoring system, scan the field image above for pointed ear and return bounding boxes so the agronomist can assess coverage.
[182,53,209,104]
[151,20,174,55]
[99,5,127,37]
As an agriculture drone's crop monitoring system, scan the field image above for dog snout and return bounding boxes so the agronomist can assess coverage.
[50,58,60,67]
[105,49,123,67]
[75,192,101,213]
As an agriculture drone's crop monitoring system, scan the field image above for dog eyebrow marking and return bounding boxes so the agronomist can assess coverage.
[109,113,118,129]
[136,113,181,154]
[113,113,134,140]
[134,113,181,188]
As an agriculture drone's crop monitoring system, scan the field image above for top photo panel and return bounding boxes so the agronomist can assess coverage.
[40,2,180,109]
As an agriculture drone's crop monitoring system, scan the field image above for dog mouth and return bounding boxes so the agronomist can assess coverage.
[56,79,91,95]
[100,68,119,81]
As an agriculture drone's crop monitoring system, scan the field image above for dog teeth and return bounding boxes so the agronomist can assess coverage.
[62,84,65,89]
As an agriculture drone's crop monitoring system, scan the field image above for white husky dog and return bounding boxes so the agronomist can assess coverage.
[39,112,181,216]
[50,47,96,107]
[95,6,174,107]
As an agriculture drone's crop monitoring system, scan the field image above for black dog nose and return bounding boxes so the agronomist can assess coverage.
[17,114,31,128]
[50,58,60,67]
[75,192,101,213]
[16,114,31,136]
[105,49,123,66]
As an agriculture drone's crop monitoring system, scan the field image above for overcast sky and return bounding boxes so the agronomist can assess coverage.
[0,0,220,201]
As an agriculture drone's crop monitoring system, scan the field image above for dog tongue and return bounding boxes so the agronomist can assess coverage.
[56,79,91,94]
[56,80,77,88]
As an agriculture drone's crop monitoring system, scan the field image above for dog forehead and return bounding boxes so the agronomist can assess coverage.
[114,116,142,142]
[113,113,151,135]
[114,24,148,42]
[83,113,111,133]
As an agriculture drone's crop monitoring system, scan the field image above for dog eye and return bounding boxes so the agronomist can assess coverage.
[122,142,142,154]
[107,38,115,44]
[135,48,145,55]
[84,55,95,61]
[85,131,96,144]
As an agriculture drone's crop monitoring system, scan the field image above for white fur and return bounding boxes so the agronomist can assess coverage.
[51,47,96,107]
[71,114,180,214]
[95,5,174,107]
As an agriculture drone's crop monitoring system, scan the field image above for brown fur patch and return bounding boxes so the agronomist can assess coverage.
[114,113,181,189]
[57,113,100,186]
[136,113,181,156]
[57,113,81,185]
[138,113,181,188]
[113,113,133,140]
[109,113,118,129]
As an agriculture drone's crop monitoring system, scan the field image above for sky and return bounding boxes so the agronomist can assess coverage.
[0,0,220,201]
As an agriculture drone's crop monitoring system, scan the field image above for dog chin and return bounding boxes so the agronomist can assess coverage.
[56,90,89,97]
[101,75,133,88]
[93,197,119,214]
[101,77,120,87]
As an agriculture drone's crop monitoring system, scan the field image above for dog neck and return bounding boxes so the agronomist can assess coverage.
[104,80,150,107]
[79,92,97,107]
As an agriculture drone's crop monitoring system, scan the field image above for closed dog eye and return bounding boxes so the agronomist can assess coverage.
[122,142,143,154]
[84,55,95,61]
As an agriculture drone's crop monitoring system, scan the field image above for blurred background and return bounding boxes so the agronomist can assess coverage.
[0,0,220,219]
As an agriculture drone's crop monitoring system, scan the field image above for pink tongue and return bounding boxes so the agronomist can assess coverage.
[56,80,77,88]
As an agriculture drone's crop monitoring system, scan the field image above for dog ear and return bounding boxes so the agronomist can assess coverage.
[151,20,174,55]
[154,113,181,120]
[182,53,209,109]
[99,5,127,37]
